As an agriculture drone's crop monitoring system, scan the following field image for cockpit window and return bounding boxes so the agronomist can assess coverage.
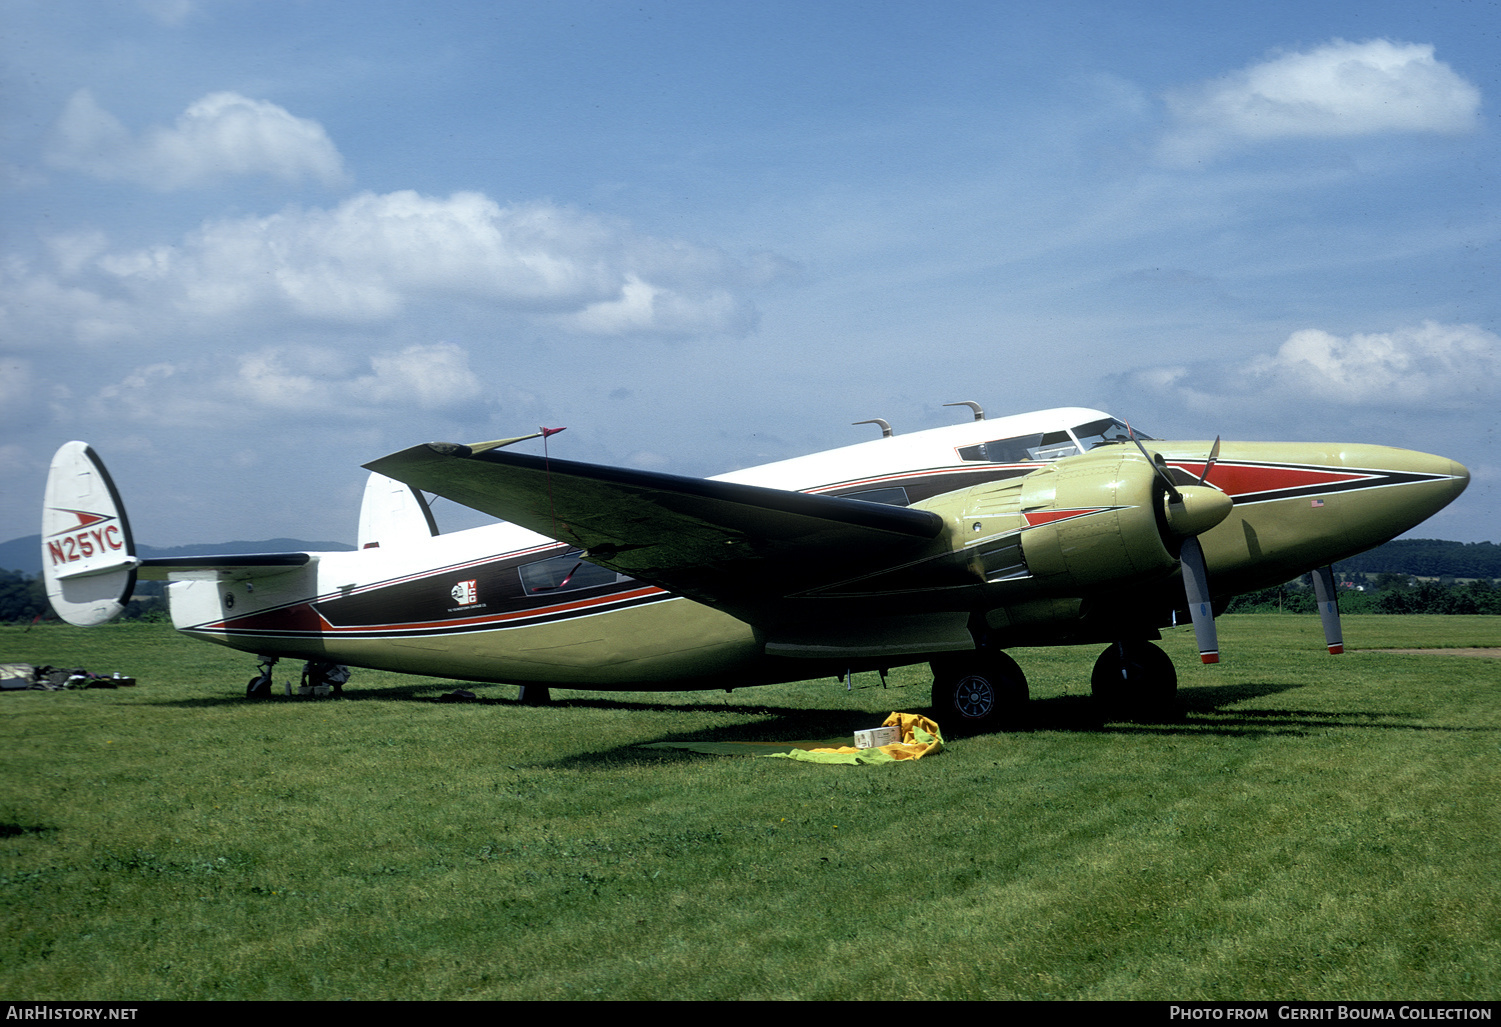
[957,419,1149,464]
[958,431,1080,463]
[1031,430,1082,460]
[1072,418,1150,451]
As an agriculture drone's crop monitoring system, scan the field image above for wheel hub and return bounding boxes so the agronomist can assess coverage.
[955,675,996,718]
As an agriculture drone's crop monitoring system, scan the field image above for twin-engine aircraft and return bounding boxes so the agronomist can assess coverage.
[42,404,1468,727]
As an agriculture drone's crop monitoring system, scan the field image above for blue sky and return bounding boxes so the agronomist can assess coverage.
[2,0,1497,547]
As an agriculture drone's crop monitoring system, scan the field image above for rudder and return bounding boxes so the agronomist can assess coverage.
[41,442,138,626]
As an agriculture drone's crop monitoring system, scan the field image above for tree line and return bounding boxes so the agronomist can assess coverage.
[1225,576,1501,616]
[1334,538,1501,578]
[0,569,165,624]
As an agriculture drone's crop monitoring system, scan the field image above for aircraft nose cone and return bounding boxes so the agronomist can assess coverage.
[1337,446,1468,551]
[1446,459,1471,498]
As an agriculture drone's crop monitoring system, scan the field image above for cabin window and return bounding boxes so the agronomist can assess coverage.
[1073,417,1149,451]
[518,552,629,594]
[957,435,1041,463]
[842,486,911,507]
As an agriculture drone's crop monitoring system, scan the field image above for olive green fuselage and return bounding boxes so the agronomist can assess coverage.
[168,416,1468,689]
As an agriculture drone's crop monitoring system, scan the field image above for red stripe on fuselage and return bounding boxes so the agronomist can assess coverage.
[1169,461,1370,498]
[1022,507,1114,527]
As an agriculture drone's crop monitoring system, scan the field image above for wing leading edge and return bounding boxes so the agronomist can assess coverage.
[363,443,948,612]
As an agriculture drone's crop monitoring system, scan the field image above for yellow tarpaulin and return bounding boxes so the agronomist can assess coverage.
[760,712,943,764]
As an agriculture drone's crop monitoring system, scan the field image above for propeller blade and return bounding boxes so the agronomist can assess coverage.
[1196,436,1222,486]
[1126,421,1181,500]
[1180,536,1219,664]
[1310,564,1345,655]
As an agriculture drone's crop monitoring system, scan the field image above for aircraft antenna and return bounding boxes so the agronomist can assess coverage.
[853,418,894,438]
[540,426,565,540]
[944,401,985,421]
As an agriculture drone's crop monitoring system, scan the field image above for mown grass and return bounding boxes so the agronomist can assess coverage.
[1,615,1497,1000]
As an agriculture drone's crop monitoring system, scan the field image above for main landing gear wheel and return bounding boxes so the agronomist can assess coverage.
[931,650,1029,733]
[1091,641,1179,721]
[517,684,552,705]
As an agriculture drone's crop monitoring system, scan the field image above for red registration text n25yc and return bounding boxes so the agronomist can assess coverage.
[47,525,124,566]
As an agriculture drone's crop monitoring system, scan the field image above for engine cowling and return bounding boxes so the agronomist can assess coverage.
[1013,448,1181,588]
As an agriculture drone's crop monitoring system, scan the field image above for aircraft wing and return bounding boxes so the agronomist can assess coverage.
[364,443,948,611]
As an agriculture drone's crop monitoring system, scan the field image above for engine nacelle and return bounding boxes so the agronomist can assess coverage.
[1014,449,1179,588]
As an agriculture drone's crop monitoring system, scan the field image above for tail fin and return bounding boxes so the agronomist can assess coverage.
[41,442,139,626]
[356,471,439,549]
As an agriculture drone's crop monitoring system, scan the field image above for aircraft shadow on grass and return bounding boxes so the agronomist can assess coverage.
[137,676,1495,773]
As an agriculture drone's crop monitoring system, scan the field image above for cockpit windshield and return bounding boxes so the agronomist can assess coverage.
[1072,417,1149,451]
[956,417,1152,465]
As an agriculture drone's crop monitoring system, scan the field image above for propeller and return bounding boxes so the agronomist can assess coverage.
[1310,564,1345,655]
[1127,424,1231,664]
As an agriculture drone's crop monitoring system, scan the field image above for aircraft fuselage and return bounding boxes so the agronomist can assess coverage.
[160,407,1468,691]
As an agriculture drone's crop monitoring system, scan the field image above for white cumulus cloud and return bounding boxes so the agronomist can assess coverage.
[78,189,766,335]
[88,343,489,426]
[350,343,484,409]
[1161,39,1481,164]
[560,275,754,336]
[1125,321,1501,416]
[1245,322,1500,407]
[222,343,484,413]
[47,90,347,190]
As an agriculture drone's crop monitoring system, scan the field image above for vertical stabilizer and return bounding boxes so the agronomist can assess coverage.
[357,471,439,549]
[41,442,139,626]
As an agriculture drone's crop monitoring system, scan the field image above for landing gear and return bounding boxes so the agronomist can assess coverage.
[246,656,278,699]
[245,657,350,698]
[301,660,350,696]
[517,684,551,705]
[1091,641,1178,720]
[931,650,1029,732]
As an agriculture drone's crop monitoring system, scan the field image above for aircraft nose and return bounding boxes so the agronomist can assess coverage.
[1335,446,1468,551]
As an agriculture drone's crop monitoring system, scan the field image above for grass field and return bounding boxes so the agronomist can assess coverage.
[2,615,1498,1001]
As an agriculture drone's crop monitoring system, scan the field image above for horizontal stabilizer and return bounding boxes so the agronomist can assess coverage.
[50,553,140,581]
[138,553,315,582]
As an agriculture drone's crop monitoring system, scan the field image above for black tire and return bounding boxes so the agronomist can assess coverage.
[1091,641,1178,720]
[931,650,1029,732]
[246,672,273,699]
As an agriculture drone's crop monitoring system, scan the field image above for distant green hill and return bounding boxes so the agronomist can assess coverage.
[1335,539,1501,579]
